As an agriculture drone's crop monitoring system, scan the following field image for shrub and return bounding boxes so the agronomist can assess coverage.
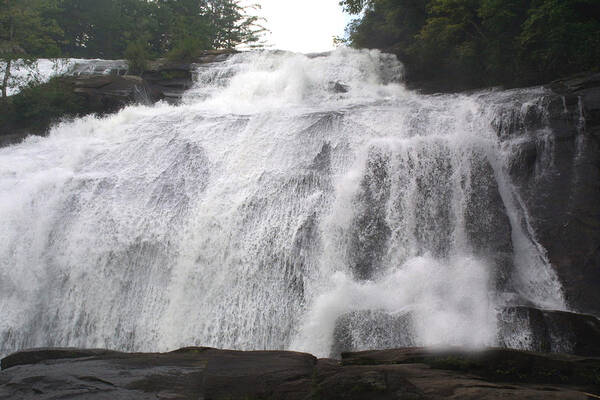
[167,37,207,62]
[1,77,85,135]
[124,40,150,75]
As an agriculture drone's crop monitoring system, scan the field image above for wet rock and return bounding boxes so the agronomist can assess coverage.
[347,148,391,280]
[331,310,415,358]
[329,81,349,93]
[498,307,551,353]
[2,347,597,399]
[0,347,316,400]
[200,348,316,400]
[506,73,600,316]
[549,73,600,95]
[70,61,196,106]
[141,61,194,102]
[71,74,152,111]
[463,152,514,290]
[333,307,600,358]
[498,307,600,356]
[1,348,120,370]
[313,359,425,400]
[341,347,600,387]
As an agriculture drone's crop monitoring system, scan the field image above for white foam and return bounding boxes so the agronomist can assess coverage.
[291,255,495,356]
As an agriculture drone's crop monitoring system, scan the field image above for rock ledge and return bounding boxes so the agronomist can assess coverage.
[1,347,599,399]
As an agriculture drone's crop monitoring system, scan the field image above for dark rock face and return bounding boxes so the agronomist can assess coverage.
[341,347,600,388]
[72,75,152,112]
[72,51,235,106]
[329,81,349,93]
[71,55,234,108]
[348,148,391,280]
[313,359,425,400]
[331,310,415,358]
[332,308,600,358]
[0,347,317,400]
[463,151,514,290]
[503,73,600,316]
[1,349,121,370]
[1,347,598,399]
[498,307,600,356]
[141,61,194,101]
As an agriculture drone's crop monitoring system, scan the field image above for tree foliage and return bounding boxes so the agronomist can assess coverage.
[341,0,600,89]
[0,0,63,98]
[56,0,265,58]
[0,0,265,97]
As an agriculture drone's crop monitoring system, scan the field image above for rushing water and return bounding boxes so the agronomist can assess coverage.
[0,49,566,358]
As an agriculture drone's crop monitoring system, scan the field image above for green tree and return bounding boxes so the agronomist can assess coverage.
[206,0,265,49]
[478,0,530,82]
[124,39,150,75]
[417,0,486,85]
[160,0,212,55]
[519,0,600,82]
[343,0,600,89]
[339,0,370,14]
[0,0,62,99]
[57,0,155,59]
[162,0,265,60]
[1,0,267,95]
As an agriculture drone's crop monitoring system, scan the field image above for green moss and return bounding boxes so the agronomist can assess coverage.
[343,0,600,90]
[124,40,150,75]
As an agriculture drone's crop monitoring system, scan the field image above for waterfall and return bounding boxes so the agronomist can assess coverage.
[0,49,566,358]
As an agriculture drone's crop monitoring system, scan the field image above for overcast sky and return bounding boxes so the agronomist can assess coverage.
[251,0,352,53]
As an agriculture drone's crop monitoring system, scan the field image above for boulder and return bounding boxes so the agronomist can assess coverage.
[331,310,415,358]
[498,307,600,356]
[332,307,600,358]
[0,347,317,400]
[1,348,120,370]
[341,347,600,387]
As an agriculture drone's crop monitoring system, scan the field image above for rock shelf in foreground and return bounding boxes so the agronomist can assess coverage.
[1,347,599,399]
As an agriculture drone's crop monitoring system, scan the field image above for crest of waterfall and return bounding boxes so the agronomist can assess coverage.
[0,49,565,358]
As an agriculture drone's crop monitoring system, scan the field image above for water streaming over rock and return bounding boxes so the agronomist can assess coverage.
[3,58,128,96]
[0,49,566,358]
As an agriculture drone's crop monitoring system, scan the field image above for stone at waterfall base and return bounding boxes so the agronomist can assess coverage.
[1,347,599,399]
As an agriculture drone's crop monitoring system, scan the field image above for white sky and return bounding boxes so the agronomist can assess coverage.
[251,0,351,53]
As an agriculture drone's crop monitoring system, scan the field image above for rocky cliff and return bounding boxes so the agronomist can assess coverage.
[502,73,600,316]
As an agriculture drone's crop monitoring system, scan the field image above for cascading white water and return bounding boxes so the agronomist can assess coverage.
[0,49,566,358]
